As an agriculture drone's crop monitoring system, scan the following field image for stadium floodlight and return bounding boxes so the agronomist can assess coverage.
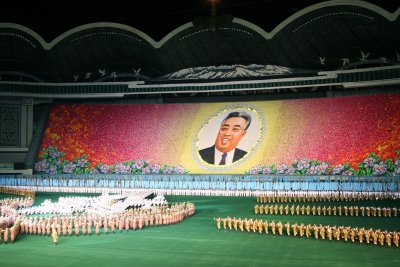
[207,0,219,17]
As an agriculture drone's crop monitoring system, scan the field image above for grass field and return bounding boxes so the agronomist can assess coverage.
[1,192,400,267]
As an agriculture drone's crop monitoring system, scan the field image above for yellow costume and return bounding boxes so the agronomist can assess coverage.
[52,229,59,245]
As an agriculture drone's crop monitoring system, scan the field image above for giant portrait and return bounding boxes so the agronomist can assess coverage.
[194,104,265,170]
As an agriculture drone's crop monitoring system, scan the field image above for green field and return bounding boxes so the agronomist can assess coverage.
[1,192,400,267]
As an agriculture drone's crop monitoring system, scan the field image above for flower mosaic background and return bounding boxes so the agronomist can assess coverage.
[35,145,188,175]
[35,94,400,175]
[247,151,400,176]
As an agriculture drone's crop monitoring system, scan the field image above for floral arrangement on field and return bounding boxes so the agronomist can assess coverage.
[246,151,400,176]
[35,146,188,175]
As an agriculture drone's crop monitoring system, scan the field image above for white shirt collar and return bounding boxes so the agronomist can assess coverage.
[214,148,235,165]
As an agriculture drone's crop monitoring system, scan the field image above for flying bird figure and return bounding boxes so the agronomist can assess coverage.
[360,51,370,61]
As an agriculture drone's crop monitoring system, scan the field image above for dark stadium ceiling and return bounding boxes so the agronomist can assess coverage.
[0,0,399,83]
[2,0,398,42]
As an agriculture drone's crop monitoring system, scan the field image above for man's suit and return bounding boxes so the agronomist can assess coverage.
[199,145,247,164]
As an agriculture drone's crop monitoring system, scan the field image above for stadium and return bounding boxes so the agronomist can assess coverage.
[0,0,400,266]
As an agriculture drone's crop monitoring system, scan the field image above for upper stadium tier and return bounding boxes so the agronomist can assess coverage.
[0,0,399,83]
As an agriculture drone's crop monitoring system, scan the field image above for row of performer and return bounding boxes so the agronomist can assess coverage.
[0,202,195,244]
[256,191,398,204]
[0,196,40,229]
[214,217,399,248]
[0,197,35,210]
[0,186,35,198]
[254,204,399,217]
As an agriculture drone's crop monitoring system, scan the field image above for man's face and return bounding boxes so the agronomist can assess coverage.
[215,117,247,153]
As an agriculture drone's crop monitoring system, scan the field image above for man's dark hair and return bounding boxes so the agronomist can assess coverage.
[221,111,252,130]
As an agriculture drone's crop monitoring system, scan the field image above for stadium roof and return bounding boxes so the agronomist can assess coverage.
[0,0,399,84]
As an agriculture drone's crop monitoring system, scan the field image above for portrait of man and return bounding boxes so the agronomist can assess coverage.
[199,111,252,165]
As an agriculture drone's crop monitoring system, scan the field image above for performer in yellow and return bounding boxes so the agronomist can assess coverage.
[313,224,319,240]
[335,227,341,241]
[251,219,257,233]
[358,228,365,244]
[284,222,291,236]
[350,228,357,243]
[365,228,372,244]
[227,217,232,230]
[254,205,259,214]
[277,221,283,236]
[259,205,264,215]
[239,218,244,232]
[379,231,385,246]
[290,205,295,216]
[214,217,221,230]
[385,232,392,247]
[311,205,316,216]
[360,206,365,217]
[263,220,269,234]
[245,219,251,232]
[299,223,305,237]
[262,205,267,215]
[222,218,227,230]
[257,220,263,234]
[327,226,333,241]
[305,224,311,238]
[233,217,238,231]
[284,205,289,215]
[393,231,399,248]
[354,206,359,217]
[319,225,325,241]
[342,227,349,242]
[372,230,379,245]
[52,229,59,245]
[292,223,299,237]
[270,220,276,235]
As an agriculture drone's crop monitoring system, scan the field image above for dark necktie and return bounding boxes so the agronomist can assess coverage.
[219,153,227,165]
